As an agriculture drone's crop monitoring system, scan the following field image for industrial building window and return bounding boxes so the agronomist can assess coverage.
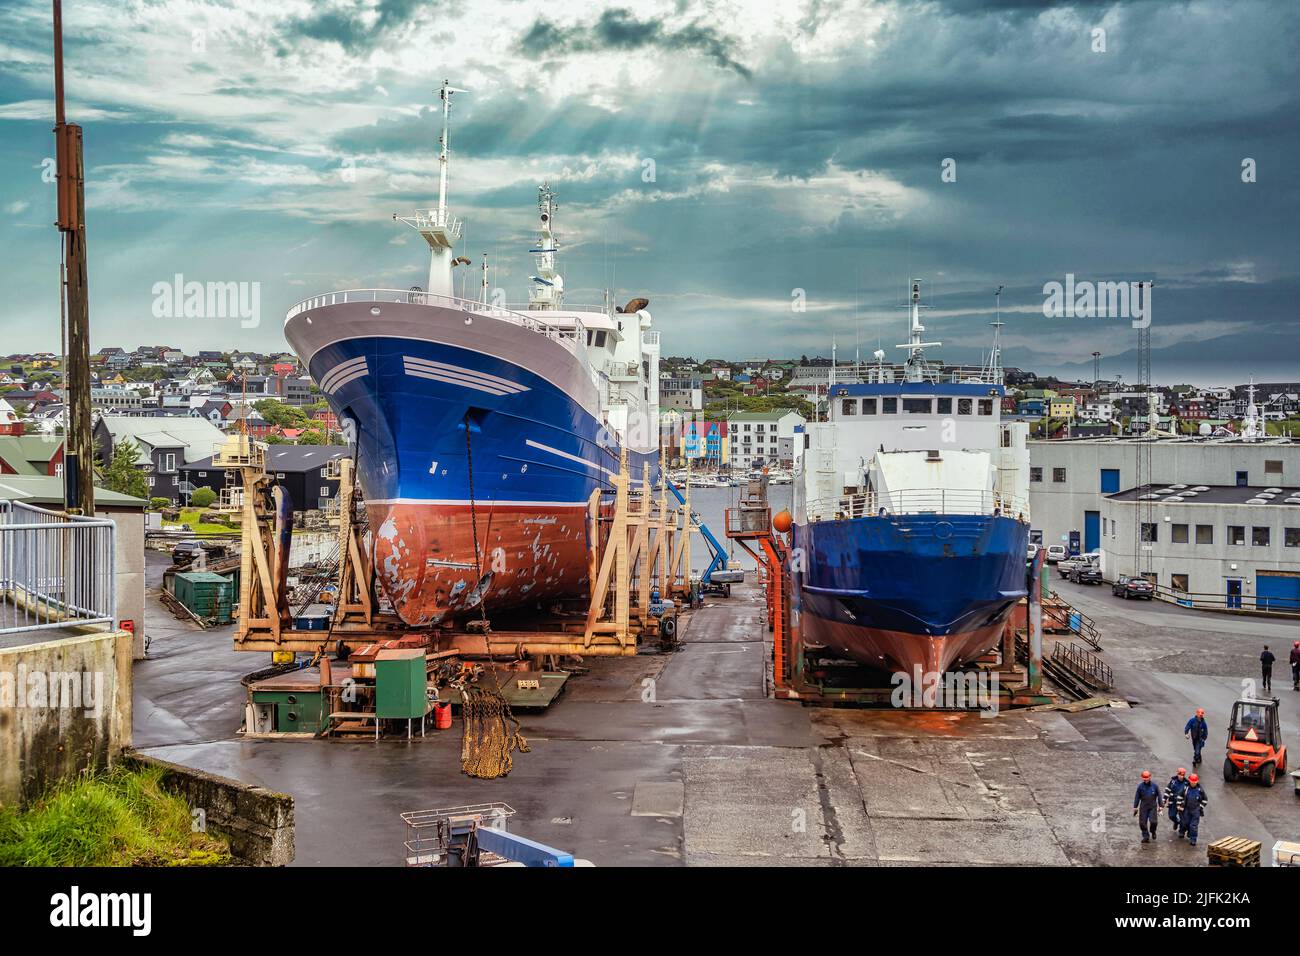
[861,398,876,415]
[1030,467,1043,482]
[978,399,993,415]
[937,397,953,414]
[882,397,898,414]
[1196,524,1213,545]
[1171,523,1189,543]
[1286,528,1300,548]
[1170,574,1189,592]
[1141,522,1158,542]
[1052,467,1067,482]
[1252,527,1270,546]
[1228,525,1246,546]
[841,398,857,416]
[1265,459,1282,475]
[957,398,973,415]
[903,398,932,414]
[320,486,330,497]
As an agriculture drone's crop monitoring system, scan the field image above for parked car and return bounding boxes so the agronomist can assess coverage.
[171,539,227,564]
[1044,544,1067,564]
[1027,542,1040,561]
[1112,574,1155,600]
[1070,564,1103,585]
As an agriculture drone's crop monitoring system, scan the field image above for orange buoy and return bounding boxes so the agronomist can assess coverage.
[772,509,793,534]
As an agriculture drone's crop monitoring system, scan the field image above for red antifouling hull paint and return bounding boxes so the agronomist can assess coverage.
[367,502,591,626]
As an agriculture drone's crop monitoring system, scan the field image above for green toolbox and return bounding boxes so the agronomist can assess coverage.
[375,648,429,719]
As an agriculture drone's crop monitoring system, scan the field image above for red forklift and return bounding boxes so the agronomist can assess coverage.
[1223,697,1287,787]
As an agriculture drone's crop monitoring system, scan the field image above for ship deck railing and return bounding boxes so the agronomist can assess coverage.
[805,488,1028,523]
[829,362,1003,386]
[285,289,588,356]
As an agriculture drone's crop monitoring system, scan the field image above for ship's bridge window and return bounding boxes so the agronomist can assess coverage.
[593,331,607,348]
[957,398,973,415]
[903,398,932,414]
[978,398,994,415]
[840,398,857,416]
[861,398,877,415]
[882,397,898,414]
[937,397,953,415]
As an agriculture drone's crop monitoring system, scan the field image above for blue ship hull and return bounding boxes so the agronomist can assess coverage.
[791,512,1029,674]
[285,300,655,626]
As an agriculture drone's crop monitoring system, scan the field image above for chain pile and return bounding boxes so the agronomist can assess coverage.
[459,683,530,779]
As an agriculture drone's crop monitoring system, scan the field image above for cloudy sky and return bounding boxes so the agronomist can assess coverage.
[1,0,1296,385]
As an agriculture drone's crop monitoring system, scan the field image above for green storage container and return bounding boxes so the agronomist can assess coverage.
[251,689,324,734]
[375,649,428,719]
[172,570,235,624]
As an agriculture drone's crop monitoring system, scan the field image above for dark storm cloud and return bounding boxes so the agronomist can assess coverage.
[518,8,754,79]
[282,0,423,53]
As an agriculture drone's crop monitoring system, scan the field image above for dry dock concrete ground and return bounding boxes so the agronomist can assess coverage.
[134,552,1298,866]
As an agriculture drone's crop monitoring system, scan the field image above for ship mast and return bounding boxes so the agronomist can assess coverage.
[896,279,940,382]
[528,184,564,310]
[394,80,466,297]
[983,284,1004,383]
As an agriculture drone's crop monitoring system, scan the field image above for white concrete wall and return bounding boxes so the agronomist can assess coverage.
[1028,439,1299,548]
[1101,498,1300,599]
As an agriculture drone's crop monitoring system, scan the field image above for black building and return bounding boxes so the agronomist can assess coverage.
[180,445,348,511]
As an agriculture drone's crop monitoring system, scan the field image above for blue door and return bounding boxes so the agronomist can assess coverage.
[1226,579,1243,609]
[1256,572,1300,611]
[1100,469,1120,494]
[1236,471,1248,487]
[1084,510,1100,552]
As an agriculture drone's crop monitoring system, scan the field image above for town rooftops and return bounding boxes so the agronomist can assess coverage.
[97,414,227,463]
[1107,484,1300,507]
[183,445,347,473]
[0,474,146,508]
[0,435,63,475]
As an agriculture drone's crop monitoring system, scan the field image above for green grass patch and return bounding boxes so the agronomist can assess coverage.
[0,765,231,866]
[163,507,238,536]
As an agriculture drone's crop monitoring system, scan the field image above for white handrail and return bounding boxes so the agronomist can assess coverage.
[285,288,588,356]
[805,488,1027,522]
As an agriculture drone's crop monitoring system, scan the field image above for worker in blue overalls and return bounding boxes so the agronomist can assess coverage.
[1178,773,1209,847]
[1183,707,1209,765]
[1163,767,1188,839]
[1132,770,1162,844]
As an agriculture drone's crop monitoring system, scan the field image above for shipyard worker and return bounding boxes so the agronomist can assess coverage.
[1183,708,1209,765]
[1178,773,1209,847]
[1132,770,1162,844]
[1163,768,1188,837]
[1290,641,1300,691]
[1260,645,1275,693]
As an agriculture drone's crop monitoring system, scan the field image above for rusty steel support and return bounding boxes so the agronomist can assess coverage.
[52,0,94,515]
[1026,548,1046,694]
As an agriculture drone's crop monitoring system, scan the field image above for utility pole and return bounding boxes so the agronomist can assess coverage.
[53,0,94,515]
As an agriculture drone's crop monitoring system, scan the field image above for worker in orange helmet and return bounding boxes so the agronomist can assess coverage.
[1132,770,1162,844]
[1183,707,1209,765]
[1177,772,1209,846]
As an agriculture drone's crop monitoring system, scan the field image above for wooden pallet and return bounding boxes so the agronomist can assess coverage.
[1207,836,1261,867]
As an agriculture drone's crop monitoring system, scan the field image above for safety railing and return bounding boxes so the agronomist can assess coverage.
[285,289,587,358]
[1050,641,1113,690]
[830,362,1003,386]
[0,499,116,635]
[804,488,1027,522]
[1152,584,1300,617]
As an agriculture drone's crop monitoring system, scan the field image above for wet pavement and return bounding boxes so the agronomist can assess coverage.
[133,549,1298,866]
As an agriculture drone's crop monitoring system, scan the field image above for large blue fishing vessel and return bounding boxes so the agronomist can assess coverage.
[283,83,660,626]
[791,280,1031,675]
